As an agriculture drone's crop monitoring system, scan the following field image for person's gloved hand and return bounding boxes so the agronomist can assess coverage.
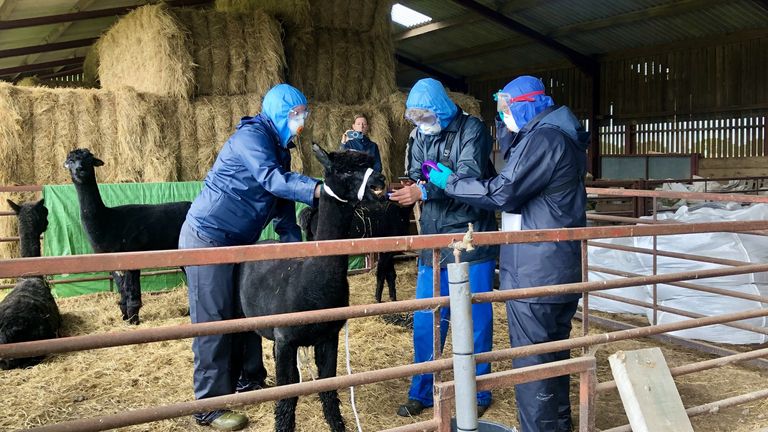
[428,162,454,190]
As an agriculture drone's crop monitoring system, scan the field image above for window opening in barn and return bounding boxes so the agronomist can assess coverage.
[391,3,432,27]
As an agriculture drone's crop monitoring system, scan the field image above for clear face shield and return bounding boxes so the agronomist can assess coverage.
[405,108,441,135]
[288,105,310,136]
[494,90,545,119]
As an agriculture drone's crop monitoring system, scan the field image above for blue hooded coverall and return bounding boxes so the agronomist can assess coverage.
[404,78,498,408]
[444,76,588,431]
[341,135,383,173]
[179,84,319,424]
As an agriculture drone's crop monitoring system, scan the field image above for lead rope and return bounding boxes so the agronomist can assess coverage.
[345,321,363,432]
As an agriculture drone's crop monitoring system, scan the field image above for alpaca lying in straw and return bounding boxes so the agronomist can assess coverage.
[64,149,191,325]
[0,199,61,369]
[299,200,412,302]
[239,144,387,432]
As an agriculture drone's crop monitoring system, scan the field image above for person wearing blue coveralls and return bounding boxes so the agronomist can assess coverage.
[389,78,498,418]
[340,113,383,173]
[179,84,321,431]
[427,76,588,432]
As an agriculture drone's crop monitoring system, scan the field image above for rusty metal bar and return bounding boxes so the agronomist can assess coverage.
[588,240,753,267]
[0,185,42,192]
[652,206,659,326]
[587,213,669,225]
[432,248,442,397]
[591,291,768,336]
[22,310,768,431]
[586,187,768,204]
[589,265,768,304]
[581,239,590,348]
[579,367,598,432]
[380,420,439,432]
[597,347,768,393]
[3,220,768,278]
[580,313,768,370]
[6,261,768,359]
[602,388,768,432]
[434,384,453,432]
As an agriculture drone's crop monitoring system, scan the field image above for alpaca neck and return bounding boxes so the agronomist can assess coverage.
[18,231,41,258]
[74,176,106,218]
[313,193,355,242]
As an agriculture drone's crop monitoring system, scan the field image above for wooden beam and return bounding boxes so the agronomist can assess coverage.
[450,0,598,74]
[0,56,84,77]
[609,348,694,432]
[753,0,768,14]
[0,0,212,30]
[0,37,97,59]
[499,0,542,15]
[420,37,529,65]
[549,0,726,38]
[395,53,467,91]
[394,15,482,42]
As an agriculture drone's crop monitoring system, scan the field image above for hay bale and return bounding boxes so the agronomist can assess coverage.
[214,0,311,30]
[98,4,285,98]
[82,42,100,88]
[16,76,88,89]
[309,0,393,34]
[288,29,396,104]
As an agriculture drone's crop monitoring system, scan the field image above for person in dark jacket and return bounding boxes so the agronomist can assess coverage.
[340,113,383,173]
[389,78,498,418]
[428,75,588,432]
[179,83,321,431]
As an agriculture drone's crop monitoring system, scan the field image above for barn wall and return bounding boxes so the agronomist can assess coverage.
[468,34,768,161]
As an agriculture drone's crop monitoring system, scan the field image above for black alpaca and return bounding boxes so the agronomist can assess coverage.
[0,199,61,369]
[239,144,386,432]
[64,149,191,325]
[299,201,412,302]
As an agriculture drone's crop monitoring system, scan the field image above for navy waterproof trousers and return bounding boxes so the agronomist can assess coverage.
[179,221,267,423]
[506,300,579,432]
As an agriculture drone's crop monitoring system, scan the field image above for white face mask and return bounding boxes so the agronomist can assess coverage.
[502,112,520,133]
[419,123,442,136]
[288,117,305,136]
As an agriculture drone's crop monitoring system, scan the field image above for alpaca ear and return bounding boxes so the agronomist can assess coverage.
[93,157,105,167]
[312,142,332,170]
[34,199,45,209]
[6,199,20,214]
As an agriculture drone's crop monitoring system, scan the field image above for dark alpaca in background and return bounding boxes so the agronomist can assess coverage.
[0,199,61,369]
[239,145,386,432]
[299,201,412,302]
[64,149,191,324]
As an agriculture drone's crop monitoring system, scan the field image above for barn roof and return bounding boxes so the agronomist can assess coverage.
[0,0,766,84]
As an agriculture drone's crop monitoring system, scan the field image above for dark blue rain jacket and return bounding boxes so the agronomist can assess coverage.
[445,106,589,302]
[186,113,318,246]
[341,136,382,173]
[406,78,498,267]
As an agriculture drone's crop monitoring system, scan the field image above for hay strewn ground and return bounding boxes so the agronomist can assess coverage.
[0,260,766,431]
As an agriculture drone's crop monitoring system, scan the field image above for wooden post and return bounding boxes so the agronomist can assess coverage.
[609,348,694,432]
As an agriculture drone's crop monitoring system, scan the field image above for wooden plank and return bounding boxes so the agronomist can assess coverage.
[699,156,768,169]
[609,348,694,432]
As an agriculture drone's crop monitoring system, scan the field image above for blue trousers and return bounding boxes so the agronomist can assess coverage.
[506,300,579,432]
[408,259,494,407]
[179,221,267,423]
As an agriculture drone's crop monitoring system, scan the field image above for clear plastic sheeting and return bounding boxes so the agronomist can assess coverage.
[585,203,768,344]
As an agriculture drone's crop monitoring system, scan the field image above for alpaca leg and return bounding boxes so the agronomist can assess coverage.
[315,336,345,432]
[374,254,387,303]
[112,271,128,320]
[124,270,142,325]
[274,339,299,432]
[383,252,398,301]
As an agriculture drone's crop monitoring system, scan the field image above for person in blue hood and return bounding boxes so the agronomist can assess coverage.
[389,78,498,418]
[179,83,321,431]
[340,113,382,173]
[427,75,588,432]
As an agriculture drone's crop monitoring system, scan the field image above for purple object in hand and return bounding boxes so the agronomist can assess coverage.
[421,160,440,180]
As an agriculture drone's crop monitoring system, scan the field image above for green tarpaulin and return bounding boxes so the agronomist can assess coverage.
[43,182,363,298]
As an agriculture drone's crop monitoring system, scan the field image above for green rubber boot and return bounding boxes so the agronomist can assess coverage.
[209,412,248,431]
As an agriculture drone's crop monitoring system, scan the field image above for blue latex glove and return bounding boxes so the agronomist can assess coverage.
[428,162,453,190]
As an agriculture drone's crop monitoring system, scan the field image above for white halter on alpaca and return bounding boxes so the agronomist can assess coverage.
[322,168,374,203]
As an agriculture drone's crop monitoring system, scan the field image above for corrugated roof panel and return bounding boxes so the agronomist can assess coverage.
[5,0,144,20]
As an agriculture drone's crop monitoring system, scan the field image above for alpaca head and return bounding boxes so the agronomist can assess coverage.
[313,143,386,204]
[64,148,104,185]
[7,199,48,239]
